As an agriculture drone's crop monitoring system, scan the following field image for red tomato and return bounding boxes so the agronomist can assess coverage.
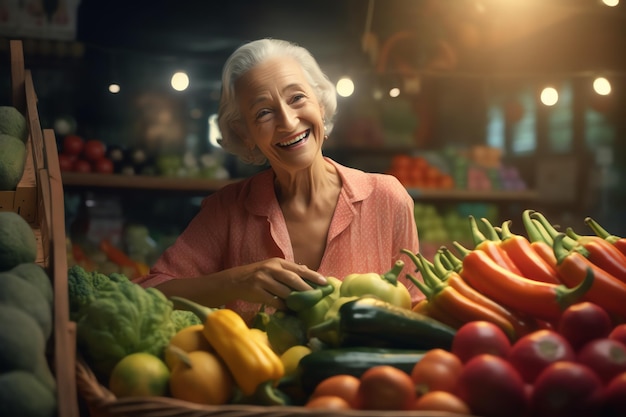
[577,338,626,384]
[355,365,416,410]
[451,321,512,363]
[83,139,106,162]
[604,372,626,416]
[454,354,527,417]
[58,153,75,172]
[73,159,92,173]
[305,395,351,410]
[62,134,84,155]
[310,375,360,407]
[92,157,114,174]
[530,361,604,417]
[412,390,471,414]
[507,329,575,384]
[410,348,463,394]
[609,323,626,346]
[557,302,613,351]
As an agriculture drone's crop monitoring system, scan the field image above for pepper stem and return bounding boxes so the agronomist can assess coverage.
[480,217,502,242]
[531,211,577,248]
[452,241,471,259]
[381,260,404,286]
[170,296,215,322]
[469,215,489,247]
[585,216,620,244]
[556,263,595,309]
[500,220,514,241]
[439,246,463,273]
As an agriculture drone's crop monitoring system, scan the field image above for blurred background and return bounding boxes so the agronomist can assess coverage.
[1,0,625,270]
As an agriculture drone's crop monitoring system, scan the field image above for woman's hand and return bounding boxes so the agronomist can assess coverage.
[230,257,327,309]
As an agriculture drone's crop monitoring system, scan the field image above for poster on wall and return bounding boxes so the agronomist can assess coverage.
[0,0,81,40]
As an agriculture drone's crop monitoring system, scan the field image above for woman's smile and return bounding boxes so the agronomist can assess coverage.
[277,129,310,148]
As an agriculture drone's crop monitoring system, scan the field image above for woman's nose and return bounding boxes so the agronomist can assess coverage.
[276,103,298,130]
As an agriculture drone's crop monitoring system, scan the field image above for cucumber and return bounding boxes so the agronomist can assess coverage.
[297,347,425,394]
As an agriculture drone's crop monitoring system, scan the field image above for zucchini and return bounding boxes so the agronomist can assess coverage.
[297,347,425,394]
[308,296,456,350]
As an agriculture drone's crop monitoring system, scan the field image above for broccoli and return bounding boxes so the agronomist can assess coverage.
[170,309,202,332]
[67,265,178,379]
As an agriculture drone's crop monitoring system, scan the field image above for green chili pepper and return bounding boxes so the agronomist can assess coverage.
[285,281,335,312]
[296,277,342,329]
[339,260,412,309]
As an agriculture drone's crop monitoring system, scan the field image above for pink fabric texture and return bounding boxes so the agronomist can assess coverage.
[135,158,422,323]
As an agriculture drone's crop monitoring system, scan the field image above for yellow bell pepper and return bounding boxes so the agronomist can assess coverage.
[171,297,284,397]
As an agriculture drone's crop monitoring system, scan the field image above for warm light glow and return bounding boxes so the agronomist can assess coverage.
[372,88,384,100]
[336,77,355,97]
[108,83,120,94]
[602,0,619,7]
[171,71,190,91]
[540,87,558,106]
[389,87,401,98]
[593,77,612,95]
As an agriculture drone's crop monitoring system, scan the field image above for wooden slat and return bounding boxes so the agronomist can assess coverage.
[25,70,46,173]
[44,129,79,417]
[9,40,25,113]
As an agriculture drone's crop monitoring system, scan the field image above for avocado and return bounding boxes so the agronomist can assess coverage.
[0,304,56,392]
[0,133,27,191]
[0,370,57,417]
[0,106,28,142]
[0,211,37,271]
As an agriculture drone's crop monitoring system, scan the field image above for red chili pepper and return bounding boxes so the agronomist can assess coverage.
[403,249,516,340]
[485,218,561,285]
[453,241,594,322]
[522,209,559,268]
[468,215,522,275]
[532,211,626,283]
[553,233,626,320]
[435,248,534,339]
[585,216,626,256]
[99,239,142,277]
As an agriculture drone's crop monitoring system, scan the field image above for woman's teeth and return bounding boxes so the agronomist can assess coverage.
[278,130,309,147]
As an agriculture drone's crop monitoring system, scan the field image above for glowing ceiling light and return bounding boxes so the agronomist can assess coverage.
[108,83,120,94]
[593,77,612,95]
[389,87,401,98]
[540,87,558,106]
[602,0,619,7]
[171,71,190,91]
[336,77,355,97]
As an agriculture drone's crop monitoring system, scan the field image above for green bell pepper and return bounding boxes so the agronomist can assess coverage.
[339,260,412,309]
[295,276,342,329]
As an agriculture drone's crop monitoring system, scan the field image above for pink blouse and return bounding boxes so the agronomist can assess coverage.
[135,158,423,323]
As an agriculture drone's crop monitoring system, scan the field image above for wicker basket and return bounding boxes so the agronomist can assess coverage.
[75,356,474,417]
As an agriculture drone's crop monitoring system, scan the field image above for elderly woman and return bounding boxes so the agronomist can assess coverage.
[135,38,421,323]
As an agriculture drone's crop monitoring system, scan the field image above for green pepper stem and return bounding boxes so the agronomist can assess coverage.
[405,273,433,299]
[584,217,615,241]
[439,246,463,273]
[452,241,471,259]
[531,212,577,248]
[500,220,514,241]
[556,262,595,309]
[433,250,453,280]
[381,260,404,286]
[170,296,215,322]
[480,217,502,242]
[469,215,489,247]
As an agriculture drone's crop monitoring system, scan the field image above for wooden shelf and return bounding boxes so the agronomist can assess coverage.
[407,188,538,202]
[62,173,241,193]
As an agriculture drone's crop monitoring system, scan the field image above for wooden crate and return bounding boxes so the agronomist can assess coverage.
[1,40,79,417]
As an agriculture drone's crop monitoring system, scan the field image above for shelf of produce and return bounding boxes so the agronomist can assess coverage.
[62,173,241,193]
[407,188,538,202]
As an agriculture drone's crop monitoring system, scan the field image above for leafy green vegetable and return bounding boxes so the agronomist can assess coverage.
[170,309,201,332]
[68,265,182,378]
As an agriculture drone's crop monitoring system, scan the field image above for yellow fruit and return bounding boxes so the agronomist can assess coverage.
[280,345,312,376]
[108,352,170,398]
[169,347,234,405]
[165,324,213,370]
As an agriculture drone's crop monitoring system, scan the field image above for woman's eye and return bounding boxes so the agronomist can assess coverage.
[255,109,271,120]
[291,94,306,103]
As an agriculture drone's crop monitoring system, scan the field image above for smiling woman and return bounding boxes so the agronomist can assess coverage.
[134,38,423,324]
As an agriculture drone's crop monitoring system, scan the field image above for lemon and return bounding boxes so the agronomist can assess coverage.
[109,352,170,398]
[280,345,312,376]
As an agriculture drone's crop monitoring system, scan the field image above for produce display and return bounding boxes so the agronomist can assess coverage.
[63,209,626,416]
[0,211,58,417]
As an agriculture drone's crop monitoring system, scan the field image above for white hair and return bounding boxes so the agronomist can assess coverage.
[217,38,337,165]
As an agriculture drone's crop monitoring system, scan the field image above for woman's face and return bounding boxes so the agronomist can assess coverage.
[233,56,325,170]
